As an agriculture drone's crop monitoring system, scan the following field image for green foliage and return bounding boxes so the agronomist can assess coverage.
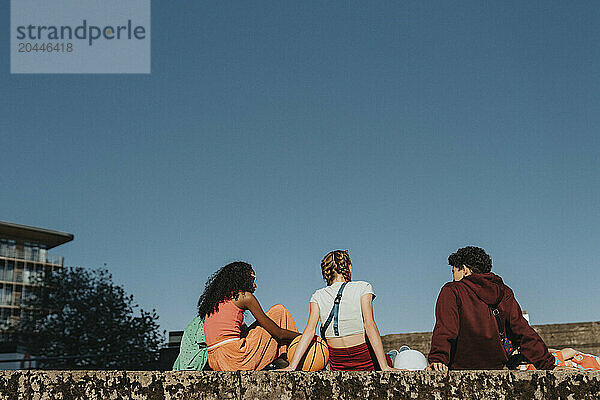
[18,266,164,370]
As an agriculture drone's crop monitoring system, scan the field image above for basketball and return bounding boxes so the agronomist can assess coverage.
[287,335,329,371]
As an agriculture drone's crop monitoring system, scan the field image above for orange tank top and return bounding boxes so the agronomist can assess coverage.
[204,300,244,346]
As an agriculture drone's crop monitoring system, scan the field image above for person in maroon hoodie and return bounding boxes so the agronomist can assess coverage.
[427,246,556,371]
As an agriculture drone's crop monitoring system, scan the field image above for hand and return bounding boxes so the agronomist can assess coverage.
[427,362,448,371]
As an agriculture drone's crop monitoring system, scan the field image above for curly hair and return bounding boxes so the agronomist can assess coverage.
[197,261,255,318]
[448,246,492,274]
[321,250,352,285]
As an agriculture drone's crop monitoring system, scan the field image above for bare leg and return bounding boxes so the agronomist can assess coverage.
[561,348,577,360]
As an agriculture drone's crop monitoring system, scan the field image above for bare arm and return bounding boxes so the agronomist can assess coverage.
[233,292,298,343]
[282,302,321,371]
[360,293,398,372]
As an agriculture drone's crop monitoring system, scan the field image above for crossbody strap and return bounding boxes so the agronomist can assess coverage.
[491,306,518,359]
[491,308,506,339]
[320,282,347,338]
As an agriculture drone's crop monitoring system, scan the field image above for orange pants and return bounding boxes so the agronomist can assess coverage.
[207,304,297,371]
[522,350,600,371]
[556,351,600,370]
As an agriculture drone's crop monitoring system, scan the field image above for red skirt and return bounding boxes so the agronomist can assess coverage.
[328,342,376,371]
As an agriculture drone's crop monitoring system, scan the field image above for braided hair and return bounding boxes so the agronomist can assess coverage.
[321,250,352,285]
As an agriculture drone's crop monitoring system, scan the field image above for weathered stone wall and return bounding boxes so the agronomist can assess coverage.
[382,321,600,357]
[0,370,599,400]
[534,322,600,356]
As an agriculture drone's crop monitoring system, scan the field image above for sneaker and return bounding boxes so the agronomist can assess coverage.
[264,356,290,370]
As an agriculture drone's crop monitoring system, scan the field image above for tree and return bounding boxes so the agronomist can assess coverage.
[17,266,164,370]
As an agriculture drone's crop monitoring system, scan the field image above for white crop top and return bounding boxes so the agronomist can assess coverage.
[309,281,375,338]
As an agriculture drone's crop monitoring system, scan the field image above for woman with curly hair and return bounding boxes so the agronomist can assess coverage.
[199,261,299,371]
[281,250,397,371]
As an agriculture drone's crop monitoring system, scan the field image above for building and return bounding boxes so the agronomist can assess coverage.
[156,331,184,370]
[0,221,73,335]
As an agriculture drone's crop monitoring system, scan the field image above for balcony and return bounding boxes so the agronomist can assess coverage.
[0,247,63,266]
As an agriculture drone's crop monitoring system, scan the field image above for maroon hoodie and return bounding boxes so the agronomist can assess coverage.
[428,273,555,370]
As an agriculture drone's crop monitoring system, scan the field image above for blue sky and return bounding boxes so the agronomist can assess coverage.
[2,1,599,337]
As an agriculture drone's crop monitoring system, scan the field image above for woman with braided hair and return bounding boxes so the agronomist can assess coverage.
[281,250,398,371]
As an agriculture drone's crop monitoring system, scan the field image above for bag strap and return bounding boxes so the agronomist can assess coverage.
[491,306,520,361]
[320,282,347,338]
[491,308,506,340]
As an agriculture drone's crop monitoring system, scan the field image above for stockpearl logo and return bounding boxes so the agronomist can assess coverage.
[11,0,151,74]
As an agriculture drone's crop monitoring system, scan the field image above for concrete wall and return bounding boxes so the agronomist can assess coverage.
[0,370,599,400]
[382,321,600,357]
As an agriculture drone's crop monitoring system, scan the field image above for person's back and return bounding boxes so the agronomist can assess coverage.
[430,273,554,369]
[428,246,555,371]
[204,300,244,347]
[311,280,374,338]
[282,250,397,371]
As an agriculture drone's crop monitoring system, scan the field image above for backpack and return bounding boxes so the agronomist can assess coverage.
[173,316,208,371]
